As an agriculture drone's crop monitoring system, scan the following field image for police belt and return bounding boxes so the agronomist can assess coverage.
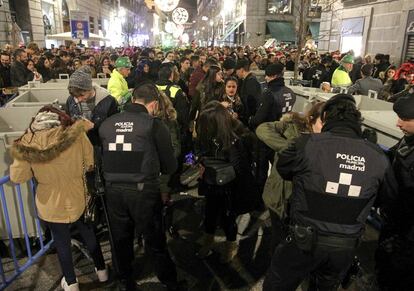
[317,234,359,249]
[289,225,359,250]
[105,181,159,192]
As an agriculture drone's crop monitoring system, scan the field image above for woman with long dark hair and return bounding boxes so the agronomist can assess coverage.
[97,56,113,78]
[36,56,53,82]
[135,59,152,86]
[196,101,257,263]
[10,106,107,291]
[189,65,225,122]
[219,76,244,121]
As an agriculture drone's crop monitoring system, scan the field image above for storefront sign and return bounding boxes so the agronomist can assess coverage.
[70,11,89,39]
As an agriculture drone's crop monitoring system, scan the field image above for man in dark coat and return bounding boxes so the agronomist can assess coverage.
[65,67,119,146]
[10,49,33,87]
[235,59,262,126]
[0,51,11,89]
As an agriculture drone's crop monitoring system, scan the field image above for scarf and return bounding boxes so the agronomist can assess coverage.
[30,112,61,132]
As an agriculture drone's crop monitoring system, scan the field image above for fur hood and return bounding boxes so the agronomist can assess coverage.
[10,121,87,163]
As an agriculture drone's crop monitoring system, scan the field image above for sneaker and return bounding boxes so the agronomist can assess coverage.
[61,277,79,291]
[95,266,109,282]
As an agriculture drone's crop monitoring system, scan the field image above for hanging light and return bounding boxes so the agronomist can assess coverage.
[165,21,177,34]
[181,33,189,44]
[172,24,184,38]
[172,7,189,25]
[154,0,180,12]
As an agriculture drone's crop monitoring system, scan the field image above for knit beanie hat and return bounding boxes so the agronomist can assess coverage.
[68,66,93,90]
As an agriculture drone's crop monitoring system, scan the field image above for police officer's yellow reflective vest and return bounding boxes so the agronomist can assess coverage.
[156,84,180,99]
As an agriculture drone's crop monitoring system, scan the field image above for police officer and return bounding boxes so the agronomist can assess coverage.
[249,63,296,128]
[99,83,181,291]
[249,63,296,193]
[376,95,414,290]
[263,94,397,290]
[156,62,192,170]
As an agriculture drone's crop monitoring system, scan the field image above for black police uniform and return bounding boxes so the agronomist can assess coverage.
[249,77,296,193]
[303,63,330,89]
[99,102,178,287]
[249,77,296,128]
[263,120,397,290]
[376,96,414,290]
[376,134,414,290]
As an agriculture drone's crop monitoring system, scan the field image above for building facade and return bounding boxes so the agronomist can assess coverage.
[0,0,149,48]
[196,0,324,47]
[319,0,414,64]
[0,0,14,47]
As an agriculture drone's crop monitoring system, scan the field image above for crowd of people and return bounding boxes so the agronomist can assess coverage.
[2,41,414,291]
[1,42,414,101]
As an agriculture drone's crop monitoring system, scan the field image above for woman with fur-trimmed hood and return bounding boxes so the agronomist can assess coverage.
[9,106,108,291]
[256,102,324,254]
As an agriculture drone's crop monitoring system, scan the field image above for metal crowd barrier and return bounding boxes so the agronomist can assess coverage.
[0,176,53,290]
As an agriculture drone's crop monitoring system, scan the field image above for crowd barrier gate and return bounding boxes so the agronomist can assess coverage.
[0,176,53,290]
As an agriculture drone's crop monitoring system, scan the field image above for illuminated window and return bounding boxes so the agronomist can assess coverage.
[340,17,365,56]
[267,0,292,15]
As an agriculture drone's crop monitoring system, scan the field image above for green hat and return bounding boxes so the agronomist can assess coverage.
[341,54,354,64]
[115,57,133,68]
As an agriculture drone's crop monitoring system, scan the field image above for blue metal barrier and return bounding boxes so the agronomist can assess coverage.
[0,176,53,290]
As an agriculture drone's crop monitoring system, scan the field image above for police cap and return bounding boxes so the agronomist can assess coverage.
[265,63,284,77]
[393,95,414,119]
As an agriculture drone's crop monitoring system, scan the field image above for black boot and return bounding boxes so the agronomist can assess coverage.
[118,278,137,291]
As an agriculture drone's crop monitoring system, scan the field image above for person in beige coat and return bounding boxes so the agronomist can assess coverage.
[10,106,108,291]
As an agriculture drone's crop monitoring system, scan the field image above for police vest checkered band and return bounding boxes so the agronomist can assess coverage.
[108,135,132,151]
[282,101,292,113]
[326,172,362,197]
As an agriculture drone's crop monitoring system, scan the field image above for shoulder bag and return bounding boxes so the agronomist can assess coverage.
[82,155,99,225]
[202,157,236,186]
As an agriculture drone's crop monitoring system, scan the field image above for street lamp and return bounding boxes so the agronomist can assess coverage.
[209,20,215,47]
